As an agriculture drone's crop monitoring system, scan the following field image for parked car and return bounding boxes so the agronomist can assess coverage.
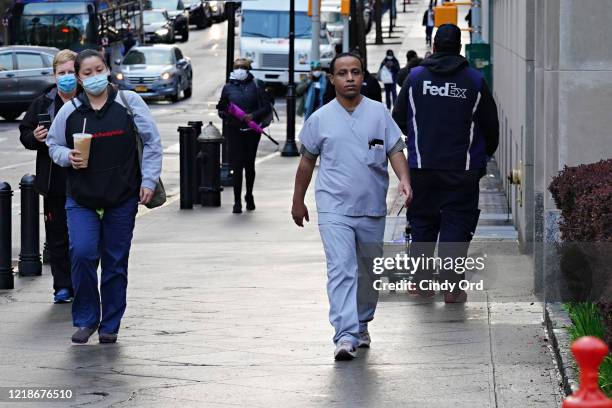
[184,0,212,29]
[206,1,226,22]
[113,45,192,102]
[0,45,58,121]
[147,0,190,41]
[143,10,176,43]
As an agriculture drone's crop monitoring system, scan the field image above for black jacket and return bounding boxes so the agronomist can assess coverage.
[323,70,383,103]
[217,73,272,129]
[19,86,68,197]
[393,53,499,170]
[397,57,423,89]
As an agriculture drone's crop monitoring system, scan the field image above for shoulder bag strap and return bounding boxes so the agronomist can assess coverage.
[118,90,143,171]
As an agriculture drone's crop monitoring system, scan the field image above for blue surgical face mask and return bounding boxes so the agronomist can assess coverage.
[81,72,109,96]
[57,73,77,93]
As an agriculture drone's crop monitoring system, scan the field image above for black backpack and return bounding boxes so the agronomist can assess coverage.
[254,80,278,129]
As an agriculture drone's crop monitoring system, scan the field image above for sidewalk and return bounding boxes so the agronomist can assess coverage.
[0,2,564,407]
[0,150,563,408]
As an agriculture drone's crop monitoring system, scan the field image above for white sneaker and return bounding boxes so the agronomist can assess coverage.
[334,340,357,361]
[358,331,371,348]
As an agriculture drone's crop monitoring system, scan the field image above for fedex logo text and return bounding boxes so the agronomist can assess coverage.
[422,81,467,99]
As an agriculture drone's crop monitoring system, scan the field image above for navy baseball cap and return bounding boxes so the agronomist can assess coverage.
[434,24,462,53]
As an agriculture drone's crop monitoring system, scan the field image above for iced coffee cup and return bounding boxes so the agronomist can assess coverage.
[73,133,92,168]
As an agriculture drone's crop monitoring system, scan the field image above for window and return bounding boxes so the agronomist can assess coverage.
[241,10,311,39]
[17,53,44,70]
[123,49,173,65]
[0,53,13,71]
[174,48,183,61]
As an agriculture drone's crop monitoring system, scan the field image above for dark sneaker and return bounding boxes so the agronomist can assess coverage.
[99,332,118,344]
[245,195,256,211]
[358,331,371,348]
[232,203,242,214]
[444,290,468,304]
[334,340,357,361]
[71,327,97,344]
[54,288,73,304]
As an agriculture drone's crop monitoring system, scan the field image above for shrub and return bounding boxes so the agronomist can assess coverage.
[549,159,612,348]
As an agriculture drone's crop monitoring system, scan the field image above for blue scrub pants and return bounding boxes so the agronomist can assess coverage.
[318,213,385,347]
[66,196,138,334]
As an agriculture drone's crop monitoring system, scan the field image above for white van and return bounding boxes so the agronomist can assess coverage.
[240,0,335,84]
[321,0,343,45]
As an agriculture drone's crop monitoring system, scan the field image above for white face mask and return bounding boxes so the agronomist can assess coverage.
[231,68,248,81]
[312,70,322,78]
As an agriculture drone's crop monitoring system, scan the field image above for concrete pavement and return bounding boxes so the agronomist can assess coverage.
[0,148,563,407]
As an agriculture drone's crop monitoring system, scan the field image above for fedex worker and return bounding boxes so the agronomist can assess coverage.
[393,24,499,303]
[292,52,412,361]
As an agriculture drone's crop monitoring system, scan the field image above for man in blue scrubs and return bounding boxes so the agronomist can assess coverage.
[292,53,412,361]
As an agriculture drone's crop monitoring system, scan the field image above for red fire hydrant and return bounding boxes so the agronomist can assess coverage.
[563,336,612,408]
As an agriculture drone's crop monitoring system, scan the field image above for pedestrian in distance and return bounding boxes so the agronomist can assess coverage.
[292,52,412,361]
[217,57,273,214]
[19,49,78,304]
[392,24,499,303]
[397,50,423,88]
[47,49,163,344]
[378,49,400,110]
[297,60,329,121]
[423,5,435,48]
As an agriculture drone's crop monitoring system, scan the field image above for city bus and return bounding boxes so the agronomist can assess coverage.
[4,0,143,51]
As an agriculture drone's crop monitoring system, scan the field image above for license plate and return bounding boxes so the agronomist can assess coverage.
[135,85,148,93]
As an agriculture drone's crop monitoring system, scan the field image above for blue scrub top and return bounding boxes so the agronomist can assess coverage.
[299,97,403,217]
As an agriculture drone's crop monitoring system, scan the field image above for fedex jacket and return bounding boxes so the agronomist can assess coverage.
[46,86,162,209]
[392,53,499,171]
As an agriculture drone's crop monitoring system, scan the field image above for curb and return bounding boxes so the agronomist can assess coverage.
[544,302,579,396]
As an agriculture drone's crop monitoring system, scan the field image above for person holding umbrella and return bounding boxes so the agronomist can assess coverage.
[217,57,273,214]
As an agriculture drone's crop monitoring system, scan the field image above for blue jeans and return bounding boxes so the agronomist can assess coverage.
[66,196,138,334]
[318,213,385,346]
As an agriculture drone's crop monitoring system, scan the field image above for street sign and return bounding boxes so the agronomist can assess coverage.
[341,0,350,16]
[435,5,458,27]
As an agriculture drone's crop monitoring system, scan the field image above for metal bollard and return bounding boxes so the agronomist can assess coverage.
[178,126,195,209]
[198,122,224,207]
[19,174,41,276]
[0,182,14,289]
[188,121,203,205]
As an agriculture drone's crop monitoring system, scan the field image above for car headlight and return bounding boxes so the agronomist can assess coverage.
[116,72,124,81]
[321,51,334,60]
[156,28,169,36]
[298,53,308,64]
[161,72,173,80]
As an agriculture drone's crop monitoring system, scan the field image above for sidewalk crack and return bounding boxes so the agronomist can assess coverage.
[486,292,499,408]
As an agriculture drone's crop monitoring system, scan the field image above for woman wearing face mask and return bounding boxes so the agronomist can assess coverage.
[297,60,329,120]
[46,49,162,344]
[217,57,272,214]
[19,49,78,304]
[378,49,401,110]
